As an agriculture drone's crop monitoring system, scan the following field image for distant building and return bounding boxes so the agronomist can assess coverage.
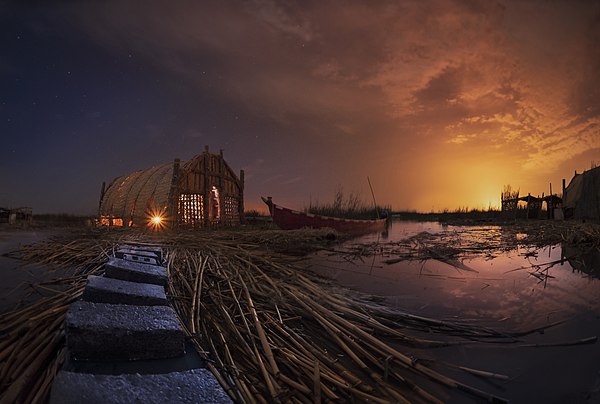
[0,207,33,225]
[98,146,244,228]
[563,166,600,222]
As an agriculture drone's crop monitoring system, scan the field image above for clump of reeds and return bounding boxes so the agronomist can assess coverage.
[32,214,95,228]
[307,188,390,219]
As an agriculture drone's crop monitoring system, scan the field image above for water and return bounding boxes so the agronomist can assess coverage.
[301,220,600,403]
[0,228,68,313]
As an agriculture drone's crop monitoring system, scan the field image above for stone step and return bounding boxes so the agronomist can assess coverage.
[82,275,167,306]
[50,369,232,404]
[115,248,160,265]
[66,301,184,361]
[120,253,160,266]
[104,257,167,286]
[119,244,163,262]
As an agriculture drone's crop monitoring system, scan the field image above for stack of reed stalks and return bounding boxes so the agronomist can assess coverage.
[0,229,521,403]
[0,235,113,403]
[163,232,514,403]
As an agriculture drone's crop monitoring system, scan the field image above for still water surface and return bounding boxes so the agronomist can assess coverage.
[302,221,600,403]
[307,221,600,328]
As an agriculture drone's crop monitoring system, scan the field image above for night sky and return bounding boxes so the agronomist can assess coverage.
[1,1,599,215]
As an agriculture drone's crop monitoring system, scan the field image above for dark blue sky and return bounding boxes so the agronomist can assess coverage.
[1,3,268,213]
[1,1,598,214]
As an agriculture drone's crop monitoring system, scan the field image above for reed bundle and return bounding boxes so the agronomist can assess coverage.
[0,234,114,403]
[163,231,515,403]
[0,228,530,403]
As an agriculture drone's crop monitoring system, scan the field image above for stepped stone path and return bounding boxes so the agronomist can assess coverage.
[50,243,231,404]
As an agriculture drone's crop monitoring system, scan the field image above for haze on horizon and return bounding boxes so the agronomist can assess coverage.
[1,1,598,215]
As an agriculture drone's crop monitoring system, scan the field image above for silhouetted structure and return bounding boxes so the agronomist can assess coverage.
[563,166,600,222]
[0,207,33,225]
[99,146,244,228]
[501,191,562,219]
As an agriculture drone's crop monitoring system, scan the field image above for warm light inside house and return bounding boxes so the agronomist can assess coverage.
[147,209,167,230]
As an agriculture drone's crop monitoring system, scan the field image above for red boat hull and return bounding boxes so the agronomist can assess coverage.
[262,197,387,233]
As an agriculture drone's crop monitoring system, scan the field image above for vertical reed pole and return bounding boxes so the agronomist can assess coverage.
[367,176,380,219]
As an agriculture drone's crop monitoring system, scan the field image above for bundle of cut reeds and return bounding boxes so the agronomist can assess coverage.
[1,229,519,403]
[0,235,113,403]
[162,232,516,403]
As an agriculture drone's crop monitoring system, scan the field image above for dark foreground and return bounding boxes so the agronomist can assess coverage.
[1,220,599,403]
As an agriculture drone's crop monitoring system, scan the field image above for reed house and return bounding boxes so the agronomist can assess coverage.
[99,146,244,228]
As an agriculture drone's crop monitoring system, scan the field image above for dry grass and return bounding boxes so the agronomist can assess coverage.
[2,223,597,403]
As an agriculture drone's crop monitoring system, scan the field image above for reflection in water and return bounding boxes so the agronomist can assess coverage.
[563,243,600,278]
[302,220,600,403]
[304,221,600,330]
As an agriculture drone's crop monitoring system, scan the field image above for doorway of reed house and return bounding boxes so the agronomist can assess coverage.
[209,186,221,224]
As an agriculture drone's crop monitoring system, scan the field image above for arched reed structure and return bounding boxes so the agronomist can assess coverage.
[99,146,244,228]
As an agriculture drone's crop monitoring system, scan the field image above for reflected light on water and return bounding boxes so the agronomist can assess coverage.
[303,220,600,330]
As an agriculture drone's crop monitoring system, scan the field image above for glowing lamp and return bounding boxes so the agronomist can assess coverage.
[151,216,162,225]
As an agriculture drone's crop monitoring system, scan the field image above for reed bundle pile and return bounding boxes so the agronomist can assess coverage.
[0,228,518,403]
[163,232,516,403]
[0,234,114,403]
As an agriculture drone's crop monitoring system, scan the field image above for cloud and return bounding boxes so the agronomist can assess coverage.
[358,0,599,172]
[246,0,315,42]
[51,0,600,209]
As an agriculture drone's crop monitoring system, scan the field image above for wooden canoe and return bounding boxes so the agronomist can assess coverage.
[262,197,387,233]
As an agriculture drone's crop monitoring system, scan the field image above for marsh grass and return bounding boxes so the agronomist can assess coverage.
[307,188,390,220]
[32,214,94,227]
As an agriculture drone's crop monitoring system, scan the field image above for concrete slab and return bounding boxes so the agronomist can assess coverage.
[104,257,167,286]
[115,248,160,264]
[66,301,184,361]
[50,369,232,404]
[82,275,167,306]
[120,253,159,266]
[62,340,206,375]
[119,244,163,262]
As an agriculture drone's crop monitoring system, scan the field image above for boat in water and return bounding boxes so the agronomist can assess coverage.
[262,197,387,233]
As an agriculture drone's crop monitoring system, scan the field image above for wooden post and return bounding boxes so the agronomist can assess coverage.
[218,150,225,225]
[203,149,209,227]
[168,159,180,227]
[549,183,553,219]
[367,176,380,219]
[562,178,566,196]
[98,181,106,217]
[239,169,245,224]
